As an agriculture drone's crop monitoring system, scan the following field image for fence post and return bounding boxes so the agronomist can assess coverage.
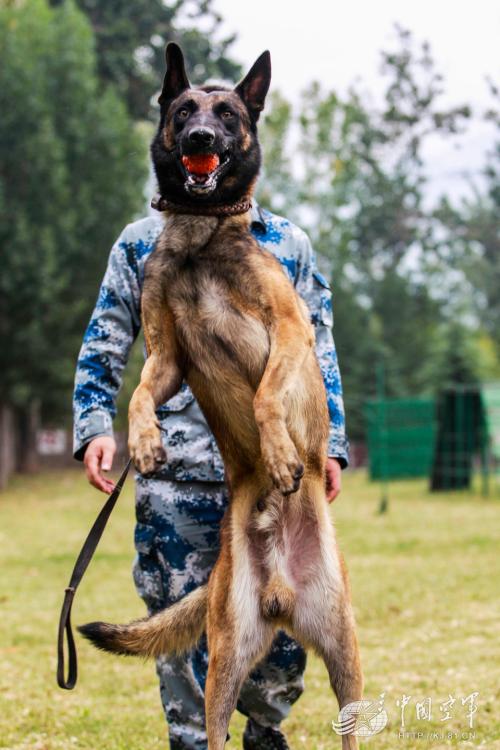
[376,363,389,514]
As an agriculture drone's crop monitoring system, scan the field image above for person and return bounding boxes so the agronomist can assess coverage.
[73,200,349,750]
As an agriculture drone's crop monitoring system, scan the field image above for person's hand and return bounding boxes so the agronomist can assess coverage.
[325,457,342,503]
[84,436,117,493]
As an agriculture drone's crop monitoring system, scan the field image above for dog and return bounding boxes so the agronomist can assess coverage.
[80,43,363,749]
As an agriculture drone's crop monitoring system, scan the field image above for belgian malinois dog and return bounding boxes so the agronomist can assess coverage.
[80,44,363,749]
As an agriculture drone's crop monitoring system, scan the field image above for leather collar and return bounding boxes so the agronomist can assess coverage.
[151,194,252,217]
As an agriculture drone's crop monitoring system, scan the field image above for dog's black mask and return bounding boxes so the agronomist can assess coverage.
[151,44,271,205]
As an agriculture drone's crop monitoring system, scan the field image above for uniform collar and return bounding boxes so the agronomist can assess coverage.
[250,200,267,232]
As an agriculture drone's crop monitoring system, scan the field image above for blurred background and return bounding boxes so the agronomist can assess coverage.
[1,3,499,748]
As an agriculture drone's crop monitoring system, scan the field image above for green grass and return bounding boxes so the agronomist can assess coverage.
[0,470,499,749]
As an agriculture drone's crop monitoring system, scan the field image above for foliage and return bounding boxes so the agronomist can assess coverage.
[58,0,242,119]
[257,90,295,213]
[0,0,147,423]
[257,28,500,438]
[434,83,500,353]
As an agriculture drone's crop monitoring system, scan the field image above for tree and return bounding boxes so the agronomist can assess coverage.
[59,0,242,119]
[435,83,500,352]
[258,28,473,438]
[257,90,296,213]
[0,0,147,470]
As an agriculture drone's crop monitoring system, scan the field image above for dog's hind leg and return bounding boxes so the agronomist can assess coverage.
[205,621,273,750]
[204,501,275,750]
[290,487,363,750]
[318,604,363,750]
[296,567,363,750]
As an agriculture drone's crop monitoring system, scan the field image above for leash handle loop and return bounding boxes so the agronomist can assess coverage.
[56,459,131,690]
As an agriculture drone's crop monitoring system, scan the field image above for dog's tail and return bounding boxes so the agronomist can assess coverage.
[78,584,208,658]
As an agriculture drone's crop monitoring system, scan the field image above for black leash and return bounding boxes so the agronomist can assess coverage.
[56,459,132,690]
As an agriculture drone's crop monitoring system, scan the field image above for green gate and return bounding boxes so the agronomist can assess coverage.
[482,383,500,464]
[365,397,437,480]
[430,386,488,491]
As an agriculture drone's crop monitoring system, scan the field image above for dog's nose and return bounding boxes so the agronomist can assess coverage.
[188,127,216,146]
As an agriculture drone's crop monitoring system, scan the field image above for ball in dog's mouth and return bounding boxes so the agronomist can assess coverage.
[181,152,230,195]
[182,154,220,175]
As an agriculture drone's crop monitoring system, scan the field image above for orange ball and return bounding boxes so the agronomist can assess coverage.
[182,153,220,175]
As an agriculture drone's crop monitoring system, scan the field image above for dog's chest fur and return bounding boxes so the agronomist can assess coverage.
[153,214,270,385]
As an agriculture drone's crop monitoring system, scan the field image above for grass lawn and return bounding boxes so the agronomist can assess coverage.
[0,468,499,750]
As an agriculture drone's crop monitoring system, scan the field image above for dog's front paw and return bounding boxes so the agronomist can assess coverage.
[261,435,304,495]
[129,426,166,476]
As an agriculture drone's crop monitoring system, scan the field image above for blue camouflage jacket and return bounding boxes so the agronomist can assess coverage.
[73,202,349,481]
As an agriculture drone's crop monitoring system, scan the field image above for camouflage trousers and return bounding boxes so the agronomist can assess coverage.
[133,475,307,750]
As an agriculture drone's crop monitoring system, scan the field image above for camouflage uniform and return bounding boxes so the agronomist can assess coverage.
[73,203,348,749]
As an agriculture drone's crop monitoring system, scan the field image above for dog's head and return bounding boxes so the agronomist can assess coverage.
[151,43,271,205]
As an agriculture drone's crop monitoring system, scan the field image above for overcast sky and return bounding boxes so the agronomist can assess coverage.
[213,0,499,201]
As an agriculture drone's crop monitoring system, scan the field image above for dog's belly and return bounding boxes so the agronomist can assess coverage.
[250,493,324,584]
[242,483,342,629]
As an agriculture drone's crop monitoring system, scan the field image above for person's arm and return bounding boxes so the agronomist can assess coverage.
[73,225,142,491]
[294,230,349,501]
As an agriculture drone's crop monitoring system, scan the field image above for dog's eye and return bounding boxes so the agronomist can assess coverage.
[177,108,189,119]
[221,110,234,120]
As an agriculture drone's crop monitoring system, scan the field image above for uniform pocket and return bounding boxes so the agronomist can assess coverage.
[133,522,166,612]
[312,271,333,327]
[210,437,225,478]
[312,271,331,290]
[134,521,156,555]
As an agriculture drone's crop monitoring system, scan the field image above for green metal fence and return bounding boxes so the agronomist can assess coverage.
[365,383,500,496]
[365,397,436,480]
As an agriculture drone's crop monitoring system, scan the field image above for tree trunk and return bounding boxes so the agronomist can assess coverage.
[0,403,17,490]
[17,400,41,474]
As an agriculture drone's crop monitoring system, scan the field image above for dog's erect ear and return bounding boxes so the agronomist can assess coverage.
[158,43,190,106]
[234,51,271,121]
